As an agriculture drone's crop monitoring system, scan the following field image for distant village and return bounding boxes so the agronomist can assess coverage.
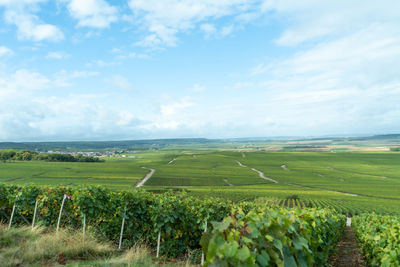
[41,150,137,158]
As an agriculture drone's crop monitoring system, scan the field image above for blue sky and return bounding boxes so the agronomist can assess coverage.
[0,0,400,141]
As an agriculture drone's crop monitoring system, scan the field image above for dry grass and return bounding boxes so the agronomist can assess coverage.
[0,224,113,266]
[0,224,195,267]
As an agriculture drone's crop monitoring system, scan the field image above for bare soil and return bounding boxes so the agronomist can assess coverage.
[331,225,366,267]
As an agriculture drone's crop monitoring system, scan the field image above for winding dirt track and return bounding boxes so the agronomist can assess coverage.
[281,164,289,171]
[235,160,278,184]
[136,167,155,187]
[223,179,234,186]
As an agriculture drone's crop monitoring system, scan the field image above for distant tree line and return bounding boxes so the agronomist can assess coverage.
[0,150,103,163]
[390,147,400,151]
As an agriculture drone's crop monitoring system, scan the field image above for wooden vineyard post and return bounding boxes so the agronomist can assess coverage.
[31,199,38,229]
[118,206,127,250]
[82,214,86,238]
[56,195,67,234]
[201,221,208,265]
[156,230,161,258]
[8,203,16,229]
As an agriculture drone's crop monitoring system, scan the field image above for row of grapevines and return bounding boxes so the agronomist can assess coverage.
[201,206,346,267]
[255,196,400,216]
[0,184,232,257]
[353,213,400,266]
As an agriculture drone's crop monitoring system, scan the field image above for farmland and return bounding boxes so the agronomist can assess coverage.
[1,146,400,215]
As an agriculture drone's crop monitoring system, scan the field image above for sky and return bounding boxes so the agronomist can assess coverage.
[0,0,400,141]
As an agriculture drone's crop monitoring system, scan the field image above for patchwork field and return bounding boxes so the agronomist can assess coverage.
[1,150,400,214]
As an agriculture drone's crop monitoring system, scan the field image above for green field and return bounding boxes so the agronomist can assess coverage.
[0,151,173,190]
[1,150,400,214]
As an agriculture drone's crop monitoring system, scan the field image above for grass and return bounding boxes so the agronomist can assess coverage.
[0,224,194,267]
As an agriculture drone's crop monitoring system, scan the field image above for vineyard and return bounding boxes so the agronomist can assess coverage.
[253,196,399,216]
[4,184,400,266]
[353,213,400,266]
[203,207,345,266]
[0,184,233,258]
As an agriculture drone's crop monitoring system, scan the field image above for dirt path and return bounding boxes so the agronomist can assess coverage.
[223,179,234,186]
[235,160,278,183]
[136,167,155,187]
[168,158,176,164]
[331,218,365,267]
[235,160,247,167]
[281,164,289,171]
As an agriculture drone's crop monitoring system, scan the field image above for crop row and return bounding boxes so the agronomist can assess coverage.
[202,206,346,266]
[0,184,231,257]
[353,213,400,266]
[254,196,398,216]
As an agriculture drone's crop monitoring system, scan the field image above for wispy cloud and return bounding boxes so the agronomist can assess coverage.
[128,0,261,47]
[262,0,400,46]
[0,46,13,57]
[46,51,70,59]
[200,23,234,39]
[108,75,132,91]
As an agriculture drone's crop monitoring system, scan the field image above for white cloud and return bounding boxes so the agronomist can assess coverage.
[108,75,132,91]
[135,24,178,47]
[1,2,64,42]
[245,21,400,135]
[250,63,267,76]
[128,0,258,47]
[141,97,195,130]
[0,69,51,98]
[53,70,100,86]
[160,98,194,117]
[110,48,149,60]
[86,59,118,67]
[192,84,205,92]
[221,25,233,36]
[200,23,233,39]
[46,51,70,59]
[200,23,217,38]
[0,46,13,57]
[262,0,400,46]
[0,69,146,141]
[63,0,118,28]
[70,71,99,78]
